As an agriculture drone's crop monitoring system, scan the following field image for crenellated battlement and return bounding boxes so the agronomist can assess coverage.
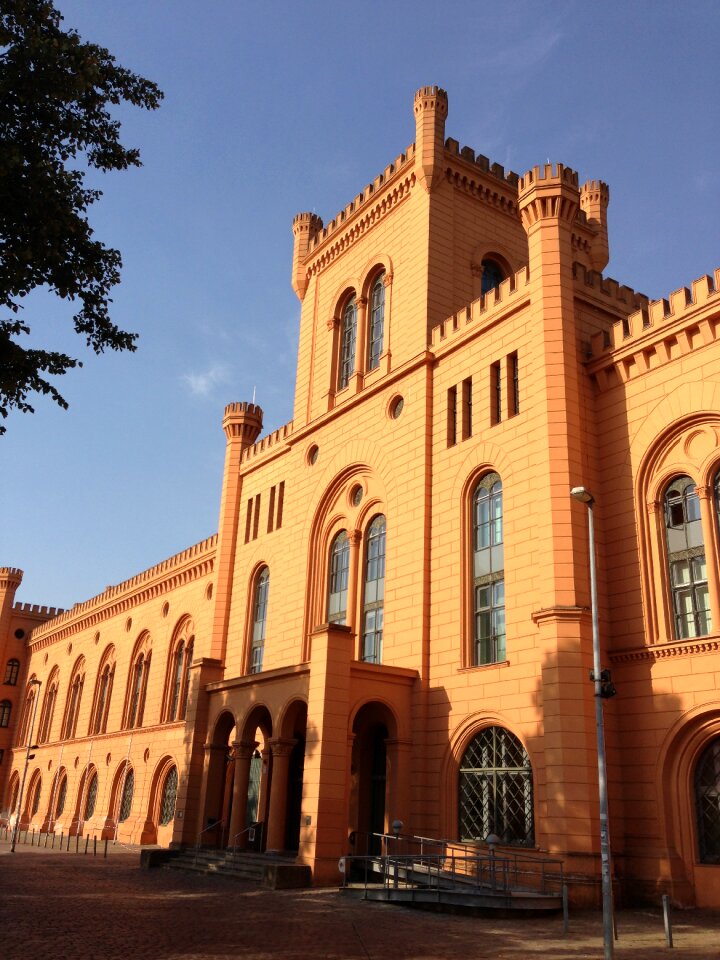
[443,137,520,188]
[28,534,218,645]
[580,179,609,205]
[12,602,64,619]
[0,567,23,588]
[588,267,720,362]
[307,146,416,254]
[573,262,648,313]
[222,401,264,446]
[241,419,294,463]
[519,163,579,192]
[413,85,448,112]
[430,267,530,350]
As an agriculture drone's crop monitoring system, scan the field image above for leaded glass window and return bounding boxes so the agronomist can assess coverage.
[119,768,134,822]
[159,766,178,826]
[250,568,269,674]
[63,673,84,739]
[56,776,67,817]
[665,476,710,639]
[362,516,386,663]
[84,772,98,819]
[338,296,357,390]
[695,737,720,863]
[368,274,385,371]
[472,474,505,664]
[328,532,350,624]
[31,780,41,816]
[4,659,19,685]
[169,642,185,718]
[38,683,57,744]
[178,641,192,719]
[126,652,149,729]
[459,726,534,847]
[93,664,113,735]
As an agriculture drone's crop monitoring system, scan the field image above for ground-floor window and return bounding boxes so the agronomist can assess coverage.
[695,737,720,863]
[459,725,534,847]
[159,766,178,826]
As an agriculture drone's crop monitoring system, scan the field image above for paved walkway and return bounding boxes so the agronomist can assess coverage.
[2,841,720,959]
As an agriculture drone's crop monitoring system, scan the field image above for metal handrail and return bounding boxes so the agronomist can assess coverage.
[228,822,261,852]
[195,820,224,863]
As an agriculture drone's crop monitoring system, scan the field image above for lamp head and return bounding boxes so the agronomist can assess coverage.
[570,486,594,505]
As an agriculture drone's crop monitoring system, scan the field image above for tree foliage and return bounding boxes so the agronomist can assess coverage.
[0,0,163,432]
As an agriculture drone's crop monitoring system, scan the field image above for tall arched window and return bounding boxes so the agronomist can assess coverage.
[338,295,357,390]
[0,700,11,727]
[328,531,350,624]
[91,659,114,735]
[84,771,98,820]
[119,768,134,823]
[28,775,42,818]
[362,516,386,663]
[17,683,37,747]
[664,476,710,639]
[62,664,85,740]
[472,473,505,664]
[37,672,58,744]
[125,641,151,729]
[695,737,720,863]
[159,765,178,826]
[250,568,269,674]
[367,273,385,371]
[54,773,67,818]
[4,659,20,685]
[164,622,194,722]
[459,726,534,847]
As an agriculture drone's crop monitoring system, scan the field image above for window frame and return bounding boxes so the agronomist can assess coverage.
[337,295,357,391]
[471,473,506,666]
[367,272,385,372]
[361,515,386,664]
[249,567,270,675]
[664,476,711,640]
[4,658,20,685]
[327,531,350,625]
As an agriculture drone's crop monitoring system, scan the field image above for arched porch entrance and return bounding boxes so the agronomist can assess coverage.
[350,701,403,856]
[201,711,236,847]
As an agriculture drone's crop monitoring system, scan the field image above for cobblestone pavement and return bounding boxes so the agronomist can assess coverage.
[2,841,720,959]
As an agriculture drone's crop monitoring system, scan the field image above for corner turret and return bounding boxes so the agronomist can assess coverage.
[222,401,264,449]
[580,179,610,272]
[414,85,448,194]
[291,212,323,301]
[0,567,23,641]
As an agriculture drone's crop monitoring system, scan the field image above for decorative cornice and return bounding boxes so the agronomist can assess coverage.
[303,172,416,283]
[28,536,217,650]
[610,637,720,664]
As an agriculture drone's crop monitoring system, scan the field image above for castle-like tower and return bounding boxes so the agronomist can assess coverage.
[3,87,720,909]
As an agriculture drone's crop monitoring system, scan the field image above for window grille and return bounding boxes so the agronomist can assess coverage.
[695,737,720,863]
[459,726,534,847]
[159,767,178,826]
[119,769,134,822]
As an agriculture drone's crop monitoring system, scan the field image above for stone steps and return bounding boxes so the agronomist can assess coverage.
[163,849,311,889]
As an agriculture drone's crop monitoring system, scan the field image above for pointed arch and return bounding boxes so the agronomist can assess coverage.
[89,645,116,735]
[123,632,152,729]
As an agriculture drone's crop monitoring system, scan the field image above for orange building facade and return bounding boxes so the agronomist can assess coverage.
[2,86,720,907]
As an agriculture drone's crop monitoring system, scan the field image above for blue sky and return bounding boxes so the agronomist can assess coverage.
[3,0,719,608]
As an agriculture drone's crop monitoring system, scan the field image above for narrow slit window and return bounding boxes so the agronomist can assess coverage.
[491,362,502,425]
[447,385,457,447]
[462,377,473,440]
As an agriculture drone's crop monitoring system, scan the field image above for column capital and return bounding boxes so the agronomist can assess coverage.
[268,738,297,759]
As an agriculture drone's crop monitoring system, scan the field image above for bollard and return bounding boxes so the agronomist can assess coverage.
[31,828,35,846]
[84,836,89,854]
[94,836,97,857]
[52,832,56,849]
[66,832,70,851]
[662,894,674,948]
[104,838,108,859]
[562,884,569,934]
[44,831,49,847]
[75,834,79,853]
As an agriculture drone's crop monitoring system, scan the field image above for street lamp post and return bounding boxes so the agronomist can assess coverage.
[10,677,42,853]
[570,486,614,960]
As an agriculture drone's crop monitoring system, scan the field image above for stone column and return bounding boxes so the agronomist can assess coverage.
[265,739,296,853]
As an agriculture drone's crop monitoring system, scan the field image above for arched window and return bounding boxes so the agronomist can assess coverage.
[4,659,20,685]
[328,531,350,624]
[338,295,357,390]
[125,645,151,729]
[9,775,19,814]
[250,568,269,674]
[159,766,178,826]
[29,777,42,817]
[695,737,720,863]
[164,623,193,722]
[91,661,114,735]
[664,476,710,639]
[17,683,37,747]
[481,258,506,295]
[119,768,134,823]
[84,771,98,819]
[55,774,67,818]
[459,726,534,847]
[362,516,386,663]
[62,666,85,740]
[472,473,505,664]
[0,700,11,728]
[367,273,385,371]
[37,674,58,744]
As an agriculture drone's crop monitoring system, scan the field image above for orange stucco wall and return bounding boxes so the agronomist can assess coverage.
[2,85,719,907]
